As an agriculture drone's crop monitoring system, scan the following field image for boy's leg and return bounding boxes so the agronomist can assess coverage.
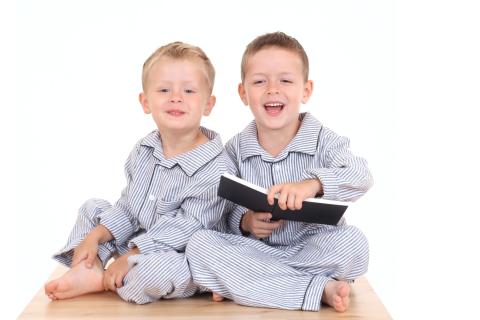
[285,225,369,311]
[44,254,105,300]
[45,199,119,300]
[117,251,197,304]
[52,198,117,267]
[186,230,327,311]
[287,225,369,281]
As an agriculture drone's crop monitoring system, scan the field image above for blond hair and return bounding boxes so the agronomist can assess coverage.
[240,32,309,83]
[142,42,215,94]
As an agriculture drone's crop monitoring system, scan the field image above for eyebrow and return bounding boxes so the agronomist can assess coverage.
[153,80,199,85]
[249,72,296,77]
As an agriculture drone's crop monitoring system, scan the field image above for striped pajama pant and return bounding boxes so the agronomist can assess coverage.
[186,225,368,311]
[53,198,197,304]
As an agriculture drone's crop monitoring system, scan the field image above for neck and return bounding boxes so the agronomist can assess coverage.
[159,128,208,158]
[257,119,301,157]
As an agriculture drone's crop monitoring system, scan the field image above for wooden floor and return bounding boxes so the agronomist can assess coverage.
[19,265,391,319]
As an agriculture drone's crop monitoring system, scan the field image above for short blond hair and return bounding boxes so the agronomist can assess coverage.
[241,32,309,83]
[142,41,215,94]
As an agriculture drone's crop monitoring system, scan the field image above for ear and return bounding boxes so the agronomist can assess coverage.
[238,83,248,106]
[301,80,313,104]
[139,92,151,114]
[203,95,216,116]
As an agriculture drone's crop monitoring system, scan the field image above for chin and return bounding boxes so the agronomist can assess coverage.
[258,120,287,131]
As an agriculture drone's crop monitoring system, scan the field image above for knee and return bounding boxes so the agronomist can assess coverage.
[134,253,187,284]
[186,230,220,260]
[119,253,189,303]
[78,198,111,220]
[342,226,369,273]
[345,225,369,256]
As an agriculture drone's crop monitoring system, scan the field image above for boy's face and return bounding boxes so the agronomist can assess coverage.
[239,47,312,133]
[139,57,215,134]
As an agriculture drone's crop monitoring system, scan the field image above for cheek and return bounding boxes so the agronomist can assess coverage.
[246,91,262,104]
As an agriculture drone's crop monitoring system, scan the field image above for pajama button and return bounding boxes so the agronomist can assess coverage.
[148,194,155,201]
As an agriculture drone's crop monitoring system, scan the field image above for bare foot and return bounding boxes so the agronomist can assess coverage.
[321,280,350,312]
[212,292,224,302]
[44,259,104,300]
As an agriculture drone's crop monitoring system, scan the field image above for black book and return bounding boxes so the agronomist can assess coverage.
[218,173,349,225]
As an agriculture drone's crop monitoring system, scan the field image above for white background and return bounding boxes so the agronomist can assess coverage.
[6,0,480,319]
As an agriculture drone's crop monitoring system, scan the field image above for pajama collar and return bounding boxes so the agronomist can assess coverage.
[239,112,322,162]
[140,127,224,177]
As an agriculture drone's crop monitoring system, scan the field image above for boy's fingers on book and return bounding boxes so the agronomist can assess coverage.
[277,191,289,210]
[294,196,303,210]
[287,193,296,210]
[266,188,278,205]
[267,184,285,204]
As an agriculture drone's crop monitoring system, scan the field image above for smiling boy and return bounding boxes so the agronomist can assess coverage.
[186,32,373,312]
[44,42,231,304]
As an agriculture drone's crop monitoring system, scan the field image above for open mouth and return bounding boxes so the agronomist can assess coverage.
[167,110,185,116]
[264,102,285,116]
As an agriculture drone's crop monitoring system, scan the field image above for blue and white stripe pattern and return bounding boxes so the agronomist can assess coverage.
[186,113,373,311]
[53,127,232,304]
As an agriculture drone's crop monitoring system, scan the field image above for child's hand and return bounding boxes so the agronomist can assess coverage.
[103,247,139,291]
[72,225,113,268]
[267,179,323,211]
[72,237,99,269]
[241,210,283,239]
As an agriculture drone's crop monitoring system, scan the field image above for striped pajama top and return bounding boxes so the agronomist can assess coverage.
[97,127,232,254]
[225,112,373,247]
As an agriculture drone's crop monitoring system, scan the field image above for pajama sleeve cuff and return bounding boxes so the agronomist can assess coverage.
[302,168,339,200]
[98,206,134,245]
[128,233,169,254]
[229,205,248,236]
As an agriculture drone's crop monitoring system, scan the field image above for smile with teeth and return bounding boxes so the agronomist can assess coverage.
[264,102,285,115]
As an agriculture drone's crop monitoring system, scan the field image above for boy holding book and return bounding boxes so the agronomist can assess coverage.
[186,32,373,312]
[44,41,231,304]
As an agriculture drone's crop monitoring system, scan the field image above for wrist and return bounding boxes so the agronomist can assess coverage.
[90,225,113,243]
[128,246,140,256]
[309,179,323,197]
[240,212,250,236]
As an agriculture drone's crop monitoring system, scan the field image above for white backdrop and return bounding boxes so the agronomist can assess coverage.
[9,1,480,319]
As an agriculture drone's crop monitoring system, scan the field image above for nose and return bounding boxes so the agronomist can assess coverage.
[266,83,279,95]
[169,91,183,103]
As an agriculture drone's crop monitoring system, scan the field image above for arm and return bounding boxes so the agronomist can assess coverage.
[266,179,323,211]
[103,246,140,291]
[224,139,250,235]
[97,144,141,245]
[240,210,283,239]
[128,185,227,253]
[302,132,373,202]
[72,224,113,268]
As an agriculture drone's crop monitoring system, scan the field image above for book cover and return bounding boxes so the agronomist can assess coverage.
[218,173,349,225]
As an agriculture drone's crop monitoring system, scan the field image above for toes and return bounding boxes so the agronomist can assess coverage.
[212,292,224,302]
[333,300,346,312]
[44,280,59,294]
[338,282,350,297]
